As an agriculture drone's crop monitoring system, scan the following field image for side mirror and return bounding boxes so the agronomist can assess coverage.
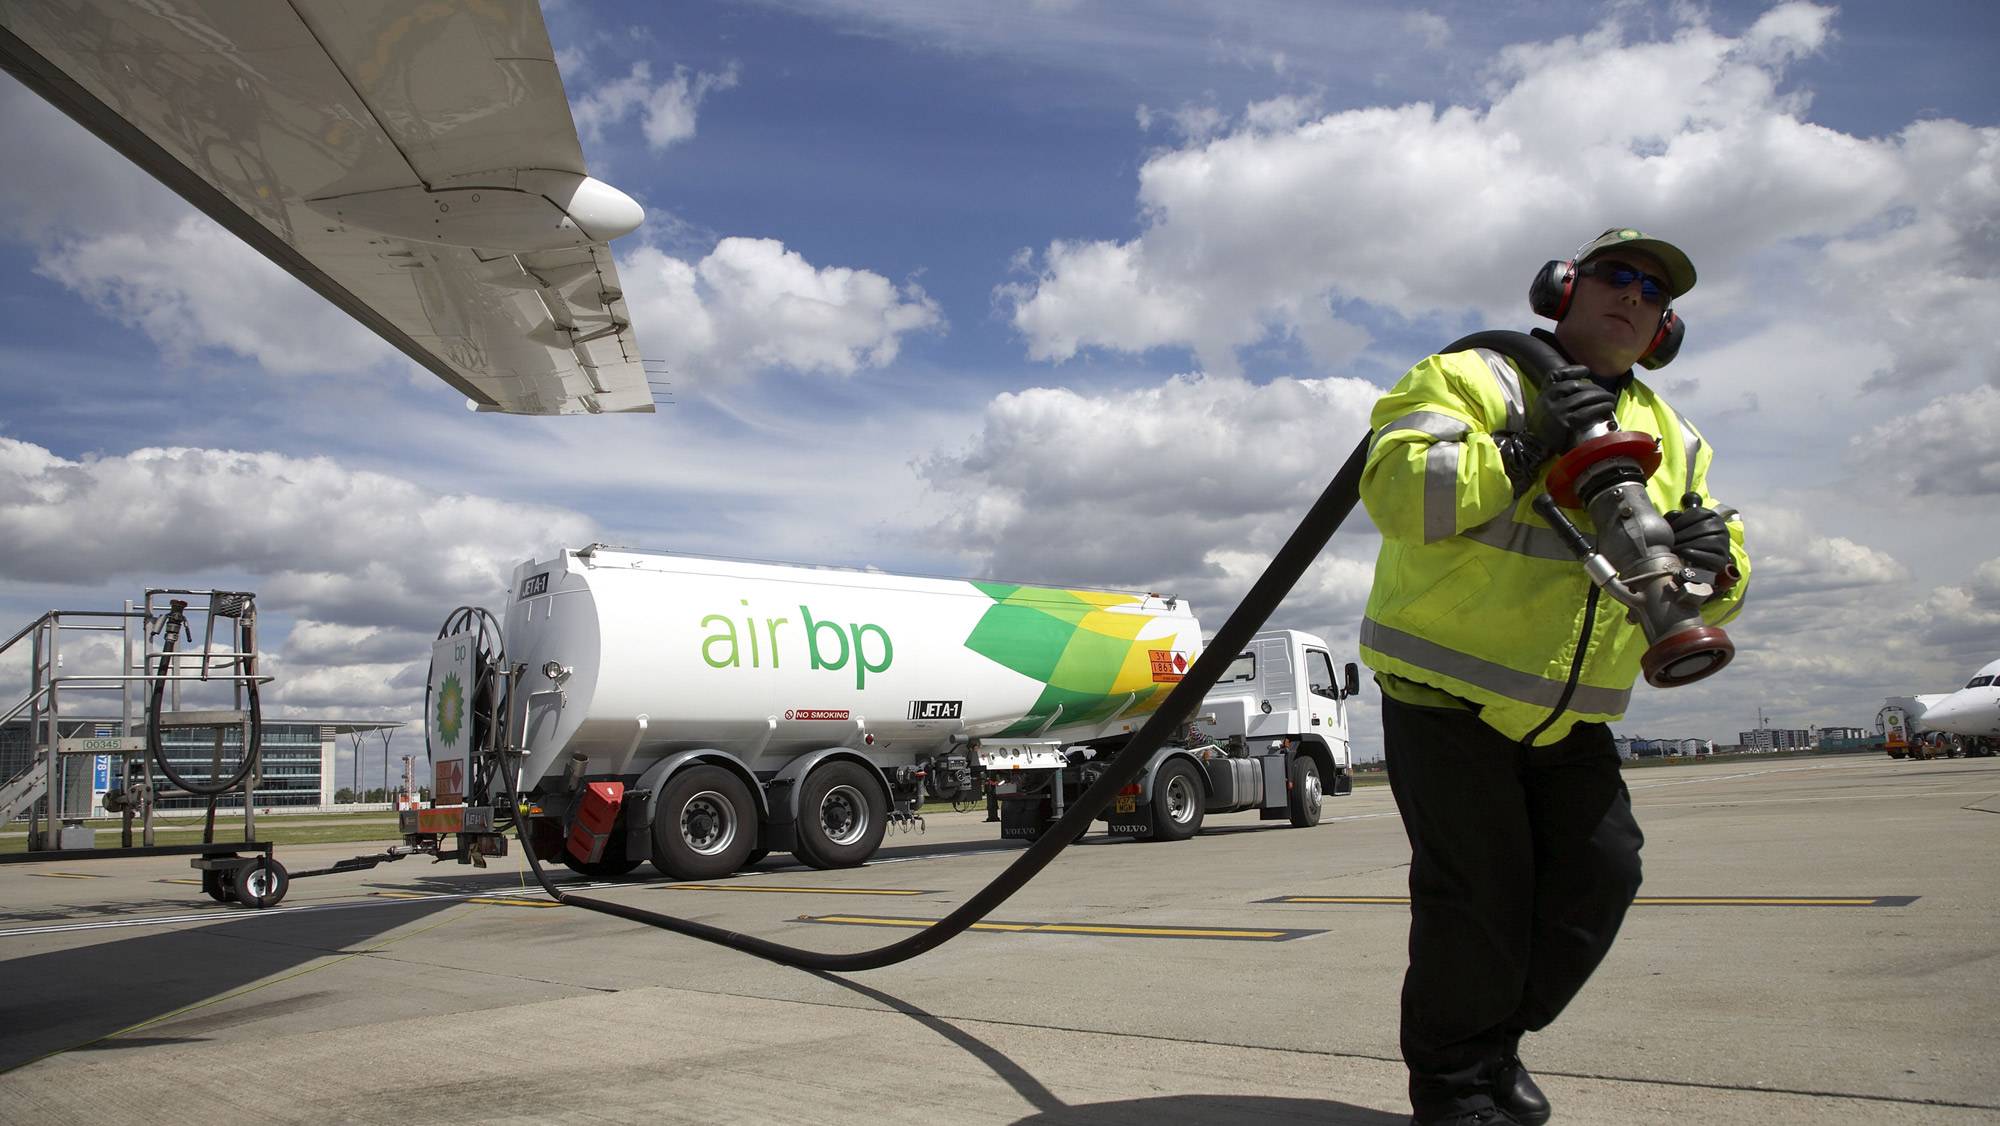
[1343,662,1361,698]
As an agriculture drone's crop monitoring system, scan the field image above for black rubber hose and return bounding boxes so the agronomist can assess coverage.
[503,430,1376,971]
[147,609,261,798]
[1439,330,1566,392]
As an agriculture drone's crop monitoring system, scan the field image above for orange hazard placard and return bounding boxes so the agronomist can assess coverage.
[434,760,465,803]
[417,807,465,834]
[1149,650,1188,683]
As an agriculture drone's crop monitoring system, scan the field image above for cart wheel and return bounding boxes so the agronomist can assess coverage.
[231,857,290,909]
[202,869,229,902]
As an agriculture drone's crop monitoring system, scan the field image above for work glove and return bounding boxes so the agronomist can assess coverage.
[1528,368,1618,452]
[1666,494,1732,575]
[1492,430,1551,497]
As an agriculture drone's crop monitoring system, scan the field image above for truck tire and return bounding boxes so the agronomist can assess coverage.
[651,765,756,880]
[1288,755,1323,828]
[1148,759,1205,842]
[793,761,887,869]
[562,832,642,880]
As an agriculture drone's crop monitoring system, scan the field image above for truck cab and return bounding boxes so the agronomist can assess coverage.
[1196,628,1358,772]
[989,628,1360,842]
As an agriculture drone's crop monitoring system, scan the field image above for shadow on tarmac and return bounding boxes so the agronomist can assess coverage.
[0,898,458,1074]
[817,972,1403,1126]
[1013,1095,1404,1124]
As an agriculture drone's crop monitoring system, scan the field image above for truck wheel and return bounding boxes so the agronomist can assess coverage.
[652,765,756,880]
[1287,755,1324,828]
[742,848,770,869]
[1148,760,1205,842]
[562,832,642,880]
[793,761,887,869]
[230,857,289,909]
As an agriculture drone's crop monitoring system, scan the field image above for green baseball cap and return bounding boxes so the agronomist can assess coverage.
[1574,227,1696,298]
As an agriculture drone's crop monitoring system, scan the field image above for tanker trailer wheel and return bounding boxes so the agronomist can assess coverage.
[1147,759,1205,842]
[652,765,756,880]
[1287,755,1324,828]
[793,761,888,869]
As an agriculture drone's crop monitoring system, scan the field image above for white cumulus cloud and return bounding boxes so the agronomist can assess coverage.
[34,217,394,377]
[1000,2,1998,394]
[0,438,598,718]
[621,237,944,383]
[574,60,741,150]
[920,371,1380,621]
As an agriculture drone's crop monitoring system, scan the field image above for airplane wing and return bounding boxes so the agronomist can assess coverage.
[0,0,655,415]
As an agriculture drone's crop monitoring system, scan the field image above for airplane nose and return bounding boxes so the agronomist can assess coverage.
[1921,698,1966,727]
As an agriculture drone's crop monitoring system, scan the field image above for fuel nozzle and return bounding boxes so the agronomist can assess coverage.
[1532,439,1734,688]
[1438,331,1736,689]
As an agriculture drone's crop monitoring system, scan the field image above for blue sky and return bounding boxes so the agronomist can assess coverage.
[2,1,1997,780]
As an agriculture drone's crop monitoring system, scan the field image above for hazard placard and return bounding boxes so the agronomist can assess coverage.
[1149,650,1189,683]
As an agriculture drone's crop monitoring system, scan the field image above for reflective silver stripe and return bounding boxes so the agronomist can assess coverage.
[1714,503,1739,523]
[1676,411,1702,497]
[1462,510,1579,561]
[1477,350,1526,432]
[1372,410,1469,455]
[1424,443,1460,543]
[1360,618,1633,715]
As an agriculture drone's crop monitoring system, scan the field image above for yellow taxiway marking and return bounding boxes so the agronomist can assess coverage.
[30,872,106,880]
[805,914,1320,942]
[1270,895,1920,908]
[158,878,203,886]
[664,884,930,896]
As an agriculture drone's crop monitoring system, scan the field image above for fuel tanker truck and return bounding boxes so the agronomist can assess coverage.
[407,546,1359,880]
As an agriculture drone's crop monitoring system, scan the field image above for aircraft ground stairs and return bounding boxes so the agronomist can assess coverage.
[0,762,46,828]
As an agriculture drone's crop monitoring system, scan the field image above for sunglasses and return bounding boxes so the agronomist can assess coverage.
[1577,259,1669,306]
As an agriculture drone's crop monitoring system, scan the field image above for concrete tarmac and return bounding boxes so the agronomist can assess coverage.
[2,753,1995,1124]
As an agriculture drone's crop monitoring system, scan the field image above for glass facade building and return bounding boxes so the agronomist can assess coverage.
[4,716,403,817]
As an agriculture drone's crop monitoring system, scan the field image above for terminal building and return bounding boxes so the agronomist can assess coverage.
[2,717,406,816]
[1739,727,1816,751]
[1615,736,1715,758]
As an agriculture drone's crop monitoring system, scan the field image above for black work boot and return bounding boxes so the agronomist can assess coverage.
[1492,1056,1551,1126]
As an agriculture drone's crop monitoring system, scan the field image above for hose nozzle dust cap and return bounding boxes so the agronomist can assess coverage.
[1641,625,1734,688]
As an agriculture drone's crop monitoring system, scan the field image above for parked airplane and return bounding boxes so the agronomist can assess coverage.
[0,0,652,415]
[1914,658,2000,740]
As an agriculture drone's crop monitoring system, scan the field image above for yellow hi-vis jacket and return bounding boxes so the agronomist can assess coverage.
[1358,345,1750,745]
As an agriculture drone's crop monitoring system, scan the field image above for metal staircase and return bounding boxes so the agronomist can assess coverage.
[1,591,267,851]
[0,759,45,828]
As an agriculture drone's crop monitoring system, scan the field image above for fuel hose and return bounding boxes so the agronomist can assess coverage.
[502,430,1375,971]
[147,601,262,798]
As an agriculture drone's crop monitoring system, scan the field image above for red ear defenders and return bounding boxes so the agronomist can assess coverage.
[1530,258,1684,370]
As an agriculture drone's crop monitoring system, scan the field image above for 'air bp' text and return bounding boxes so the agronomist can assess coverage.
[700,601,894,688]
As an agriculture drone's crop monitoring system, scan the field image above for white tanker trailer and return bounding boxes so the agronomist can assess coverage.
[406,546,1359,879]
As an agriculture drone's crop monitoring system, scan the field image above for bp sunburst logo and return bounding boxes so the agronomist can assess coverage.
[436,672,465,748]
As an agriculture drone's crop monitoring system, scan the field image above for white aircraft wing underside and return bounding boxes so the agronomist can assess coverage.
[0,0,654,415]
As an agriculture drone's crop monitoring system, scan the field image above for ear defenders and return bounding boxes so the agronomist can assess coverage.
[1530,258,1685,369]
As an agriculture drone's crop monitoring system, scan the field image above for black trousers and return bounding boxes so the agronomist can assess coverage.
[1382,693,1644,1117]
